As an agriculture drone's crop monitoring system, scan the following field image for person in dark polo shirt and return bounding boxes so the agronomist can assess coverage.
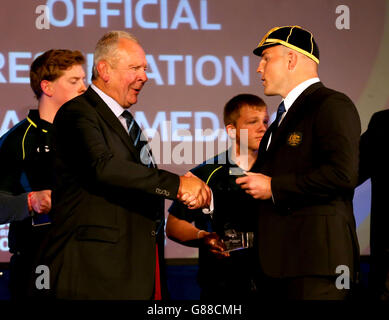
[167,94,269,299]
[0,49,86,299]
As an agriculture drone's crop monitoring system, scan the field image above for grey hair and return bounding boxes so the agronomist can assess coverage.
[92,31,139,80]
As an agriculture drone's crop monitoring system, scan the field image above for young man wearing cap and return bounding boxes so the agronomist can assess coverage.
[0,49,86,299]
[236,26,361,300]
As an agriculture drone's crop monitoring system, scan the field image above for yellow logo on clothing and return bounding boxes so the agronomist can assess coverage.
[287,132,302,147]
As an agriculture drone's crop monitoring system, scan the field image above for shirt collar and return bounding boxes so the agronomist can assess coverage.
[27,109,52,131]
[282,77,320,111]
[91,83,126,118]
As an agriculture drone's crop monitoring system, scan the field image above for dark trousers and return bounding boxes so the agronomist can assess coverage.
[200,277,257,301]
[9,253,32,300]
[368,253,389,300]
[255,274,350,300]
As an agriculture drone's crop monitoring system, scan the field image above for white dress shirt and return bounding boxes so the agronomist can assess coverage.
[267,77,320,149]
[91,84,130,132]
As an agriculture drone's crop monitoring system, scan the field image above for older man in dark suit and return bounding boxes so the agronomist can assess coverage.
[34,31,210,300]
[359,109,389,300]
[236,26,361,300]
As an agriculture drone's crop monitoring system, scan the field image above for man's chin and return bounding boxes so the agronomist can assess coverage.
[263,89,277,96]
[124,98,137,108]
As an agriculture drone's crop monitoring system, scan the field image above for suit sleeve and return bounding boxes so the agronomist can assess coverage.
[0,192,29,224]
[168,166,207,221]
[358,113,378,185]
[168,165,212,224]
[0,134,25,194]
[55,102,180,200]
[271,93,361,206]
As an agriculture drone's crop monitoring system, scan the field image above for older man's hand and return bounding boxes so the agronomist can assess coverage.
[30,190,52,214]
[178,172,211,209]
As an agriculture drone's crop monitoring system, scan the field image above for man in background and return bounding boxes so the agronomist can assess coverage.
[167,94,269,299]
[0,49,86,299]
[359,109,389,300]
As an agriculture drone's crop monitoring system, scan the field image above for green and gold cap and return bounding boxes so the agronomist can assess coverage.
[253,26,320,64]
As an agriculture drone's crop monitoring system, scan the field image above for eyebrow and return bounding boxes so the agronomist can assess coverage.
[129,63,148,67]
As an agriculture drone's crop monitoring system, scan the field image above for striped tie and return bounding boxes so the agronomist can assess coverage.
[267,101,286,150]
[273,101,286,130]
[122,110,155,168]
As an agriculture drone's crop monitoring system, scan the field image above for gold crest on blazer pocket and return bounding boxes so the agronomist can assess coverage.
[287,132,303,147]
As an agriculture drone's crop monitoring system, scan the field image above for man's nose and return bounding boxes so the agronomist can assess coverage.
[139,69,148,83]
[79,81,87,93]
[257,60,264,74]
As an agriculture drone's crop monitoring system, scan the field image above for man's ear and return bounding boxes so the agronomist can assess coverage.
[226,124,237,139]
[40,80,53,97]
[287,50,298,70]
[96,60,110,82]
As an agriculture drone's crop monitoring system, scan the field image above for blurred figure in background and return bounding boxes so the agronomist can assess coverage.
[0,49,86,299]
[167,94,269,299]
[359,109,389,300]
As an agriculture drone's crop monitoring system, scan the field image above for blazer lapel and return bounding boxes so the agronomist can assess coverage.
[253,122,274,171]
[83,87,142,161]
[266,82,324,155]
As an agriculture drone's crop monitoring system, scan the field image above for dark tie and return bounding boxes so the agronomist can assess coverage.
[121,110,155,168]
[274,101,286,129]
[266,101,286,150]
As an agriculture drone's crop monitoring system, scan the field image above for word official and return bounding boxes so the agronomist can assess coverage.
[46,0,221,30]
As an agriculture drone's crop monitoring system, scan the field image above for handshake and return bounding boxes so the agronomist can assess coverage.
[177,172,211,210]
[28,190,52,214]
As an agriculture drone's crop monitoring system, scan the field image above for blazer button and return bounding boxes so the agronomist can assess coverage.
[151,230,156,237]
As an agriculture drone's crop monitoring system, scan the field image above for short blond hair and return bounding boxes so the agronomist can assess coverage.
[223,94,266,126]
